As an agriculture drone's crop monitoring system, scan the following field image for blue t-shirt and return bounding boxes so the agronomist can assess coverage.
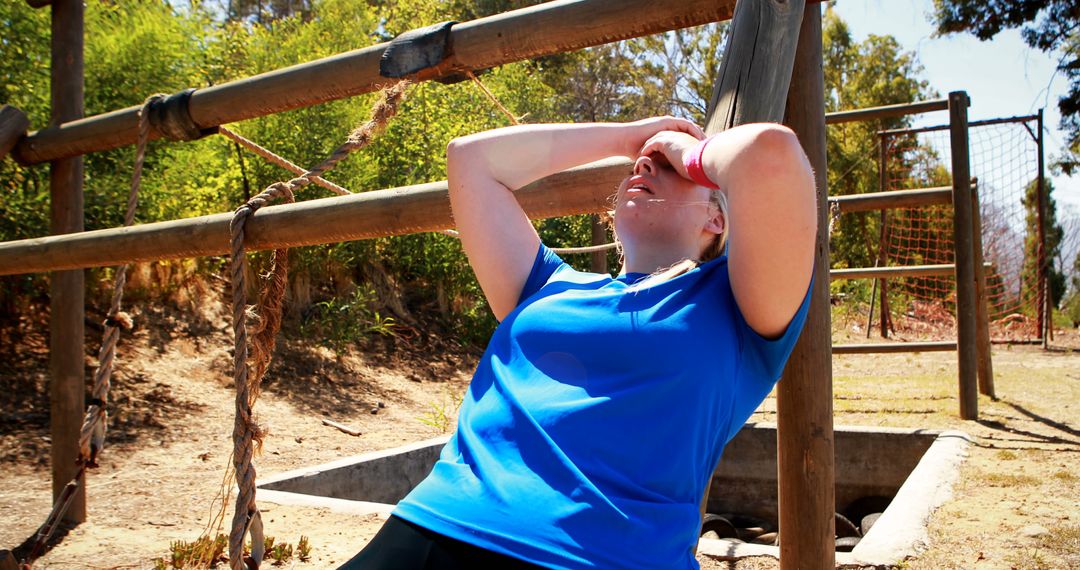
[394,244,812,569]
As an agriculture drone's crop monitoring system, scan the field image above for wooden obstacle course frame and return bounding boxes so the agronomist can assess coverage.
[824,91,991,420]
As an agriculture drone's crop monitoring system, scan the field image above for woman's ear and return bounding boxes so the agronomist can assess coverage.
[703,208,725,236]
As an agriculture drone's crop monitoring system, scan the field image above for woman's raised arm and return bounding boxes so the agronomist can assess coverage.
[446,118,704,320]
[701,124,816,338]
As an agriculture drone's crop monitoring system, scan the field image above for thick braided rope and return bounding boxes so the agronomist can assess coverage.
[218,126,351,196]
[77,94,162,465]
[227,81,410,570]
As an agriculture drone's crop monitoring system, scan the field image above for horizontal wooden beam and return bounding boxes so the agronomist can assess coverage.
[832,341,957,354]
[0,158,630,276]
[0,105,31,162]
[830,263,992,281]
[12,0,740,165]
[830,264,956,281]
[824,98,949,125]
[828,186,953,213]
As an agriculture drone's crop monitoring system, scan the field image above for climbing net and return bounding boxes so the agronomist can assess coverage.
[879,116,1059,342]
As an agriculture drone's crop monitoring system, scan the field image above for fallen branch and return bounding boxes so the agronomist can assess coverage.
[321,419,362,437]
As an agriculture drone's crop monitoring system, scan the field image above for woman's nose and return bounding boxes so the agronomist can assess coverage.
[633,154,656,176]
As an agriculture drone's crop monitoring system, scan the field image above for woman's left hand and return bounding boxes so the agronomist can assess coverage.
[638,130,702,181]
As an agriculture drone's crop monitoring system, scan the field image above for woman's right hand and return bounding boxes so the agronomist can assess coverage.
[617,116,706,158]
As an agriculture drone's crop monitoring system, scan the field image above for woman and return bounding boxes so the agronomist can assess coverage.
[343,117,817,569]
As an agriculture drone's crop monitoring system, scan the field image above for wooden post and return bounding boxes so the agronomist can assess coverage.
[877,133,891,338]
[778,5,834,569]
[695,0,807,555]
[0,105,31,162]
[48,0,86,522]
[949,91,978,420]
[1036,109,1051,346]
[970,182,995,397]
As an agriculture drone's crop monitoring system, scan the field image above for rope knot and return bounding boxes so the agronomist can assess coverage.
[104,312,133,330]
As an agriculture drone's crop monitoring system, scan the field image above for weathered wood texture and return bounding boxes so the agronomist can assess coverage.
[831,264,961,281]
[777,5,834,570]
[832,341,957,354]
[0,159,630,276]
[949,91,978,420]
[0,105,30,162]
[829,186,953,213]
[971,184,995,397]
[824,98,948,125]
[49,0,86,523]
[704,0,806,133]
[694,0,809,547]
[14,0,743,165]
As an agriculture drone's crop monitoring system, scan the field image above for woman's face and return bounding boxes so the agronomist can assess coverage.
[613,153,722,257]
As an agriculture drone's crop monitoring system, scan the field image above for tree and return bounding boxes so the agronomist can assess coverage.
[821,8,937,276]
[1020,178,1066,312]
[932,0,1080,174]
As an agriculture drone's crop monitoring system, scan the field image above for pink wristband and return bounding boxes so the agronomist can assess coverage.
[683,135,720,190]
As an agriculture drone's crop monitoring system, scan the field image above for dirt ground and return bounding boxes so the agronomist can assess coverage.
[1,290,1078,569]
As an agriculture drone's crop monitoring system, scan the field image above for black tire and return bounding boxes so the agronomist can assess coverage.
[860,512,882,535]
[700,514,739,539]
[835,536,861,552]
[835,512,861,538]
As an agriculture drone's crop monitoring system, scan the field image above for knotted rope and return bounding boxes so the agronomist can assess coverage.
[227,80,410,570]
[77,95,159,465]
[21,95,161,569]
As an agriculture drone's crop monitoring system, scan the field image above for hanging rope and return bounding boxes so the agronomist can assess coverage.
[226,80,410,570]
[20,94,162,569]
[77,95,159,466]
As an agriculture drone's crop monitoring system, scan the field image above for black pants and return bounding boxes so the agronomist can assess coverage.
[339,515,547,569]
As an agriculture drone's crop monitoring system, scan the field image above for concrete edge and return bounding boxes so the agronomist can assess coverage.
[257,488,396,516]
[256,435,451,487]
[848,429,971,566]
[695,538,858,565]
[745,422,944,438]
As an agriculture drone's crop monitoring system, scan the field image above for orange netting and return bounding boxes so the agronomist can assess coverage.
[877,117,1070,343]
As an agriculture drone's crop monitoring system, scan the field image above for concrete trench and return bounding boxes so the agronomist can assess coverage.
[257,423,969,567]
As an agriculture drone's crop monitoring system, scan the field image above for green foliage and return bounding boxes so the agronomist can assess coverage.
[159,533,227,568]
[823,7,938,279]
[932,0,1079,174]
[418,387,463,433]
[1020,178,1066,311]
[301,285,396,354]
[297,535,312,561]
[0,1,948,346]
[154,532,312,567]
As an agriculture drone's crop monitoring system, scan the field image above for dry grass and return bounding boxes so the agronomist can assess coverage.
[750,340,1080,569]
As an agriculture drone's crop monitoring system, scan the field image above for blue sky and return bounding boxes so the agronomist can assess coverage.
[831,0,1078,213]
